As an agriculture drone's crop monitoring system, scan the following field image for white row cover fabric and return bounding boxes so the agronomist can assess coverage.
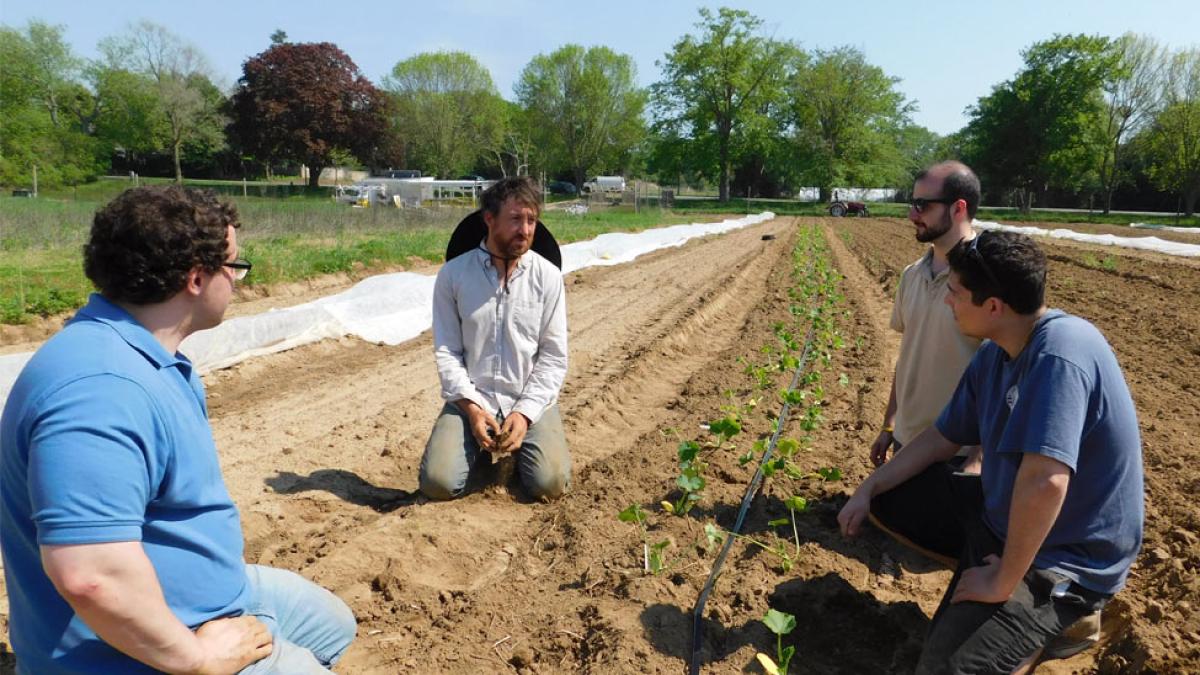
[1130,223,1200,234]
[0,213,775,407]
[975,221,1200,258]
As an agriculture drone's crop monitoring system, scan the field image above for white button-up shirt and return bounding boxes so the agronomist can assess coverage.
[432,246,568,424]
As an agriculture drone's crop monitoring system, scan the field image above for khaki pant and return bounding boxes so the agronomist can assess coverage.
[418,402,571,500]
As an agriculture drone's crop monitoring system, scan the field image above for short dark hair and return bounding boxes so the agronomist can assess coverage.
[916,161,981,219]
[480,176,541,217]
[84,186,240,305]
[947,230,1046,315]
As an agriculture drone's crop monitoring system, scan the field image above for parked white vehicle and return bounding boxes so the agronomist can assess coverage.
[582,176,626,194]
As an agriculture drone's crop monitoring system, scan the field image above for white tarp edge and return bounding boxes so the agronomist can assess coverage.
[1130,223,1199,234]
[974,220,1200,258]
[0,212,775,407]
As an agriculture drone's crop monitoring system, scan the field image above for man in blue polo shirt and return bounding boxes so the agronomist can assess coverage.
[838,231,1143,674]
[1,186,356,673]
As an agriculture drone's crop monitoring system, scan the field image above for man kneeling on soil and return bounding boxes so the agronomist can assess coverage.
[419,176,571,500]
[0,186,356,674]
[838,231,1143,674]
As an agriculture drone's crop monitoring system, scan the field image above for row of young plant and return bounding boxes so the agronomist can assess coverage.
[618,224,850,674]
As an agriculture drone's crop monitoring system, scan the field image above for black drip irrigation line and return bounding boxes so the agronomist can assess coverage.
[687,317,818,674]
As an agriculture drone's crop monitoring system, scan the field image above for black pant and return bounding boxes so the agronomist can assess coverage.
[870,464,1108,674]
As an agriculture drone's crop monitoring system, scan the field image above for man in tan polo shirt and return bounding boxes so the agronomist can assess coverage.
[862,161,1103,661]
[868,160,983,564]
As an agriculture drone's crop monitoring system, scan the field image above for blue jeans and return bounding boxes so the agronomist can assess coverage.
[238,565,357,674]
[419,402,571,500]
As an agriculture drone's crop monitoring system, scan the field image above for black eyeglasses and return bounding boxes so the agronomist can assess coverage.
[909,196,957,213]
[964,234,1001,291]
[223,259,252,281]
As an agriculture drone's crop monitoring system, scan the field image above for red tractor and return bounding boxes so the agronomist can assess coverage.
[828,199,870,217]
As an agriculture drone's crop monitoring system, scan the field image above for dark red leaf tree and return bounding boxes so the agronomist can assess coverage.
[227,42,399,187]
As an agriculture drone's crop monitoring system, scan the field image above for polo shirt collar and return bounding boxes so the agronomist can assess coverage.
[919,247,950,281]
[73,293,191,371]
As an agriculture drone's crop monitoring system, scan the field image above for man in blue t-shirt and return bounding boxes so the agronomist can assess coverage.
[1,187,356,674]
[838,231,1143,674]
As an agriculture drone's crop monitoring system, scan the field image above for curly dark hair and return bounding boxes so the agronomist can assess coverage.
[947,230,1046,315]
[84,186,240,305]
[480,176,542,217]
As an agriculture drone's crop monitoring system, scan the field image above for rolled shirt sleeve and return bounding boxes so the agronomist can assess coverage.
[513,273,568,424]
[432,265,489,411]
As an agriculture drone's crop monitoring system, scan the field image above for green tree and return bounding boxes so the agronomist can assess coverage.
[1143,49,1200,216]
[88,64,166,160]
[384,51,505,178]
[789,46,914,199]
[0,22,106,187]
[964,34,1116,211]
[652,7,792,201]
[485,100,536,178]
[1098,34,1165,213]
[516,44,646,189]
[102,21,227,183]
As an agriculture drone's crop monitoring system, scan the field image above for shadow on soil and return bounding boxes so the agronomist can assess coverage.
[265,470,415,512]
[640,573,927,673]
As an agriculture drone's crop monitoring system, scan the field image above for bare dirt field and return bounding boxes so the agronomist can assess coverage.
[2,215,1196,674]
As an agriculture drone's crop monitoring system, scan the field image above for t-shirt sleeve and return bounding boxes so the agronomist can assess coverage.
[996,355,1089,470]
[936,357,981,446]
[27,375,163,545]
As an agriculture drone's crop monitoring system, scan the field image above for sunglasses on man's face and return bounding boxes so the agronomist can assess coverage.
[223,259,252,281]
[909,197,957,213]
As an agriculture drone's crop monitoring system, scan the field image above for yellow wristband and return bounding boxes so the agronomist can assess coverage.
[882,426,894,434]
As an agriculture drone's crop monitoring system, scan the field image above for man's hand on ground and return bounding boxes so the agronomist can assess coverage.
[462,403,500,452]
[838,489,872,538]
[498,413,530,454]
[870,430,893,467]
[951,554,1017,605]
[190,616,272,675]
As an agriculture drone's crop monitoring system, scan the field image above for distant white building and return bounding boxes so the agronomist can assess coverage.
[299,165,369,185]
[794,187,898,202]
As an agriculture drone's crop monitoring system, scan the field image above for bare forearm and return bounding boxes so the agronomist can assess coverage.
[997,455,1070,590]
[43,543,205,674]
[861,425,959,497]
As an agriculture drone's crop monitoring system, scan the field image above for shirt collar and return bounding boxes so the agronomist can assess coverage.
[475,244,532,270]
[73,293,191,371]
[918,247,949,281]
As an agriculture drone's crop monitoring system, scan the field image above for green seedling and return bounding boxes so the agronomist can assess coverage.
[784,495,808,555]
[618,504,669,574]
[666,415,742,516]
[664,440,706,516]
[705,523,795,572]
[756,608,797,675]
[811,466,842,482]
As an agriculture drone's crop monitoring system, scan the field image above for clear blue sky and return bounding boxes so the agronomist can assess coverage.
[2,0,1197,135]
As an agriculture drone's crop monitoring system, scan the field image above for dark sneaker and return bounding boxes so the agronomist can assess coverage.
[1042,609,1102,660]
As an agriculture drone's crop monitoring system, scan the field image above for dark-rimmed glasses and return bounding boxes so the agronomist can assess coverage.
[223,259,252,281]
[909,196,957,213]
[964,234,1001,291]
